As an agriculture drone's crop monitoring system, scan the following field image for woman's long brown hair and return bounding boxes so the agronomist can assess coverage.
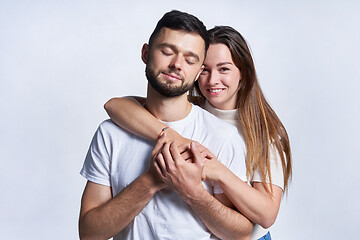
[190,26,292,193]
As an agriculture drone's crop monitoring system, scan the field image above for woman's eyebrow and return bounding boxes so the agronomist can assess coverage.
[216,62,233,67]
[203,62,233,68]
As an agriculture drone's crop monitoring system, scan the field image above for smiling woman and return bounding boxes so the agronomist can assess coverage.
[198,43,242,110]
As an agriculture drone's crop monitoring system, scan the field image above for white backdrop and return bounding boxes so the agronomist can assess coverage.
[1,0,359,239]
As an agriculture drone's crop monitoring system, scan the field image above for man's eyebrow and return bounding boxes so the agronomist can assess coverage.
[158,43,200,62]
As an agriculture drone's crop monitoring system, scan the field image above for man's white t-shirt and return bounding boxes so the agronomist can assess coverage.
[80,104,246,240]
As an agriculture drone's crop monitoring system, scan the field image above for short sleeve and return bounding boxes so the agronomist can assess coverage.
[251,145,284,190]
[213,130,247,194]
[80,123,111,186]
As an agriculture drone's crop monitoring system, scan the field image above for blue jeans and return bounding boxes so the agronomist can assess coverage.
[257,231,271,240]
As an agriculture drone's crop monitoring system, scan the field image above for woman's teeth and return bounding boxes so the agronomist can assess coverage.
[209,89,223,93]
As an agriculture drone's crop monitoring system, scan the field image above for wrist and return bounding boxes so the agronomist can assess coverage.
[166,128,189,146]
[216,167,232,188]
[139,173,163,195]
[163,128,177,140]
[204,159,226,182]
[212,165,226,182]
[182,184,208,205]
[180,183,209,205]
[157,127,169,139]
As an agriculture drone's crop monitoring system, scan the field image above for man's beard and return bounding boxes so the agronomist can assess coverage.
[146,65,193,97]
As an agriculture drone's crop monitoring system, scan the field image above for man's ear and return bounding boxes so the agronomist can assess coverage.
[141,43,149,64]
[195,65,205,80]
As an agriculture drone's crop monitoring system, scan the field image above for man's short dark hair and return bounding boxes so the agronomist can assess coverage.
[148,10,209,53]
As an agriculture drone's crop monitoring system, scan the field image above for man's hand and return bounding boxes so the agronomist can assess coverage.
[176,142,215,180]
[153,141,207,203]
[145,133,168,191]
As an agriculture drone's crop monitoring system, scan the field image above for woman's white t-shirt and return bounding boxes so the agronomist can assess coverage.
[203,101,284,240]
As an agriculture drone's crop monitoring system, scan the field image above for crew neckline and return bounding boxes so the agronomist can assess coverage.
[160,104,197,129]
[203,100,238,121]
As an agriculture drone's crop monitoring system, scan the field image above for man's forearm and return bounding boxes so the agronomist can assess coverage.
[79,174,159,239]
[154,142,252,239]
[187,188,253,240]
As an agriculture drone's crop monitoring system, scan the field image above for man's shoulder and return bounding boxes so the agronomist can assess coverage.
[96,119,129,137]
[98,119,119,131]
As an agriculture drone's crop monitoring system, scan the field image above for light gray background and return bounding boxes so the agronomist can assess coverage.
[1,0,359,239]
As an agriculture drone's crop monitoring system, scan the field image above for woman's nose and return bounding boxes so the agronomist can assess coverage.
[208,72,219,85]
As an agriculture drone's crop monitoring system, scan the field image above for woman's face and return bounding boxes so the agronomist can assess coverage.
[198,43,241,110]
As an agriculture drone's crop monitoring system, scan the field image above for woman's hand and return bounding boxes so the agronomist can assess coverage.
[202,156,227,182]
[176,142,217,181]
[161,128,192,147]
[153,132,217,182]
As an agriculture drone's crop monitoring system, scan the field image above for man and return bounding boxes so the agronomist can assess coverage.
[79,10,253,240]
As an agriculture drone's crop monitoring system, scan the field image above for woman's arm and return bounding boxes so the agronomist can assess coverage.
[104,97,279,228]
[204,158,283,229]
[104,97,189,145]
[154,141,252,240]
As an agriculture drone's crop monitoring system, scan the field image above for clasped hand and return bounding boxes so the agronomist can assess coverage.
[149,133,213,203]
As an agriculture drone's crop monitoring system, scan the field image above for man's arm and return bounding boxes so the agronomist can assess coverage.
[79,136,167,240]
[154,142,253,240]
[79,173,162,240]
[188,191,253,240]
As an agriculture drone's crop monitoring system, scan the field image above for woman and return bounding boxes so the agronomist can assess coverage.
[104,26,292,240]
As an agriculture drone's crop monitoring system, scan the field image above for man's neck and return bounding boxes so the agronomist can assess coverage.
[145,85,192,122]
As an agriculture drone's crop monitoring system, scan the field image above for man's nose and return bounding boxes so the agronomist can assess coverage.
[170,55,182,70]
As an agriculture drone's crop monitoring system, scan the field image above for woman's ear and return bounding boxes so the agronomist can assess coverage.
[195,65,205,80]
[141,43,149,64]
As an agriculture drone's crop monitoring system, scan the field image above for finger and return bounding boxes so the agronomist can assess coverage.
[154,160,165,179]
[197,144,215,159]
[156,152,167,174]
[204,147,215,158]
[169,141,184,165]
[190,142,205,166]
[201,168,206,181]
[180,149,192,161]
[161,142,175,172]
[151,133,166,157]
[177,142,191,154]
[197,143,206,153]
[198,149,209,160]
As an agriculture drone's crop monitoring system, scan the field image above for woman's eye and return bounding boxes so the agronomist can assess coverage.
[220,67,230,72]
[200,69,209,75]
